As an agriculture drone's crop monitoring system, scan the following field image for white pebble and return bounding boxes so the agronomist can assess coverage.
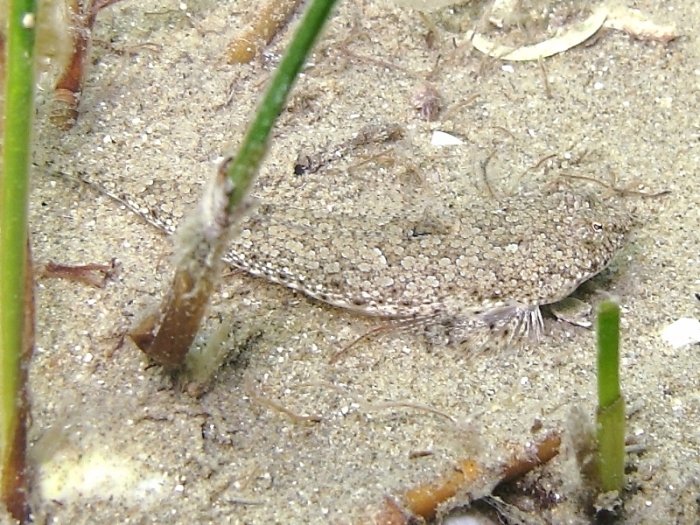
[661,318,700,349]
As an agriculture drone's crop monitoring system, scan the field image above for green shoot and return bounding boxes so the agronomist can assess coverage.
[596,300,625,493]
[0,0,38,521]
[223,0,339,212]
[134,0,340,369]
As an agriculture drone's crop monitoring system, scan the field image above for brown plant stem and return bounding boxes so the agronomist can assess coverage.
[51,0,125,129]
[129,163,236,369]
[228,0,303,63]
[369,432,562,524]
[132,0,339,370]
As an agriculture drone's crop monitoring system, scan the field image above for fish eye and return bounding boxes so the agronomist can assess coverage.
[592,222,604,232]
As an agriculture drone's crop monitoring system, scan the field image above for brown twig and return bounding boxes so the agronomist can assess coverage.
[51,0,126,129]
[368,432,562,524]
[499,433,562,482]
[228,0,304,64]
[39,258,118,288]
[402,458,482,520]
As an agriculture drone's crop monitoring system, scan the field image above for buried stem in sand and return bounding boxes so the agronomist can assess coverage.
[130,0,340,370]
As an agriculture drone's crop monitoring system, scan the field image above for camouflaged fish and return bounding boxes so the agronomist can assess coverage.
[224,187,634,344]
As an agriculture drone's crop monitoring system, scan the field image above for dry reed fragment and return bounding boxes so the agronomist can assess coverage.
[368,432,562,524]
[228,0,303,64]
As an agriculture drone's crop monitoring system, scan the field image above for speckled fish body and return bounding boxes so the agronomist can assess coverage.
[224,188,634,341]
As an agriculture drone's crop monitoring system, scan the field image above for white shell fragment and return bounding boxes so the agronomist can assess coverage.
[431,130,464,146]
[661,318,700,349]
[471,7,607,61]
[605,5,679,43]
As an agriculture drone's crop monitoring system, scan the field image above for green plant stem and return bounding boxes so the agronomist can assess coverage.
[596,300,625,493]
[224,0,339,210]
[1,0,38,521]
[135,0,340,369]
[597,300,621,408]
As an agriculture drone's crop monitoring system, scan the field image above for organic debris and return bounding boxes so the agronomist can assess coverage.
[228,0,303,63]
[471,4,678,62]
[39,259,118,288]
[471,7,607,61]
[51,0,126,129]
[368,432,562,524]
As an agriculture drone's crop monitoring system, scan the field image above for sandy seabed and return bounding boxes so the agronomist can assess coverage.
[7,0,700,523]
